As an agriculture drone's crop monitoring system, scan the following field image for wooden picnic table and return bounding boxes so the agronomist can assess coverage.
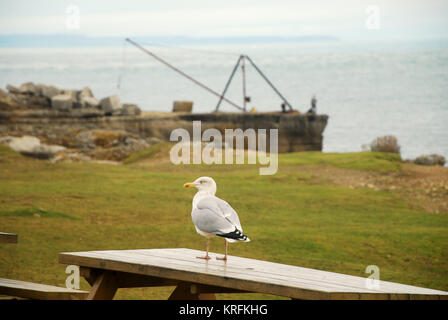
[58,248,448,300]
[0,232,18,244]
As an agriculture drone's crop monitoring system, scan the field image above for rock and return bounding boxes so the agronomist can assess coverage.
[112,104,141,116]
[121,104,141,116]
[51,94,74,111]
[8,92,51,109]
[173,101,193,113]
[79,87,99,109]
[146,137,162,145]
[100,95,122,115]
[79,87,94,100]
[51,151,92,163]
[0,135,14,144]
[8,135,65,159]
[27,144,67,159]
[81,96,100,109]
[61,90,78,99]
[37,84,60,99]
[73,130,95,149]
[19,82,39,95]
[6,84,21,94]
[111,108,123,116]
[91,130,127,148]
[9,135,40,151]
[414,154,446,166]
[71,108,104,118]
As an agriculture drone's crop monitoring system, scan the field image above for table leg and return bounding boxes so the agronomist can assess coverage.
[168,282,216,300]
[86,271,118,300]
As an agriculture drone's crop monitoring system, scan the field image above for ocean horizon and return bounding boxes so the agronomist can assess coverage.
[0,40,447,161]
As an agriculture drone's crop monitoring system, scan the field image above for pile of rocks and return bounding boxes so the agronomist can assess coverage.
[0,130,161,163]
[0,135,66,159]
[1,82,141,117]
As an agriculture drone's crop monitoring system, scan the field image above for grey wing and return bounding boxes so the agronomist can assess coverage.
[191,207,236,235]
[197,196,243,231]
[213,197,243,232]
[194,196,249,242]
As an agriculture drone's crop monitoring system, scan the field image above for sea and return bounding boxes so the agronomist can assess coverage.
[0,40,447,161]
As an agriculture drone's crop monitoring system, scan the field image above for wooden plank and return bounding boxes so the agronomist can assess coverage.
[81,267,178,288]
[150,249,445,295]
[86,271,118,300]
[61,249,447,299]
[59,251,352,299]
[104,249,448,296]
[80,267,100,286]
[143,249,448,296]
[139,250,383,292]
[61,251,331,299]
[93,248,443,296]
[0,232,18,244]
[0,278,87,300]
[330,293,360,300]
[59,249,448,300]
[168,282,216,300]
[61,250,374,294]
[190,283,250,294]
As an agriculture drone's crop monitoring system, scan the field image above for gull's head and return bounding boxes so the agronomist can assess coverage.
[184,176,217,194]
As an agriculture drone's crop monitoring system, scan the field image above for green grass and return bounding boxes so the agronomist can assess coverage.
[0,207,77,219]
[281,151,402,172]
[0,144,447,299]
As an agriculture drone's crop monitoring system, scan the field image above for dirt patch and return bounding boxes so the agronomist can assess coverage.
[298,163,448,214]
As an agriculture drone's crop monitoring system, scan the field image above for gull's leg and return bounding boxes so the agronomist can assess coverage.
[216,239,228,261]
[197,238,211,260]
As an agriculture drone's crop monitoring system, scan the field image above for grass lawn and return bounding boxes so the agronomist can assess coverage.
[0,144,447,299]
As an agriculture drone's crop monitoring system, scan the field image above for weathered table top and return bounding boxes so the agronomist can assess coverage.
[0,232,18,244]
[59,248,448,300]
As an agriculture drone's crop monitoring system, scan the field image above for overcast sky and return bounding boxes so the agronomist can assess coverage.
[0,0,447,41]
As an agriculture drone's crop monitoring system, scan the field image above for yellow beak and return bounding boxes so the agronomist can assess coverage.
[184,182,197,188]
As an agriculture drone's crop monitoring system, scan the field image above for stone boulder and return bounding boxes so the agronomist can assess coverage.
[6,84,21,94]
[0,136,14,144]
[37,84,60,99]
[56,129,150,161]
[60,90,79,100]
[8,135,66,159]
[2,82,140,118]
[2,89,51,109]
[82,96,100,109]
[173,101,193,113]
[79,87,94,100]
[123,104,141,116]
[51,94,74,111]
[414,154,446,166]
[112,104,141,116]
[19,82,39,95]
[100,95,122,115]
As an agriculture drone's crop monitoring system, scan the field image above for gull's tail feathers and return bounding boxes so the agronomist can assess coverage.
[216,228,250,242]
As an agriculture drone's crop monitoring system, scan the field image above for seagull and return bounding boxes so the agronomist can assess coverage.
[184,176,250,261]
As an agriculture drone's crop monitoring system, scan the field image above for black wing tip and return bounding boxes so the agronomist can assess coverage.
[216,228,250,242]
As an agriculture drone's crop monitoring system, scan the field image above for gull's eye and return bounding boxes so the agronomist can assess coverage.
[200,180,204,184]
